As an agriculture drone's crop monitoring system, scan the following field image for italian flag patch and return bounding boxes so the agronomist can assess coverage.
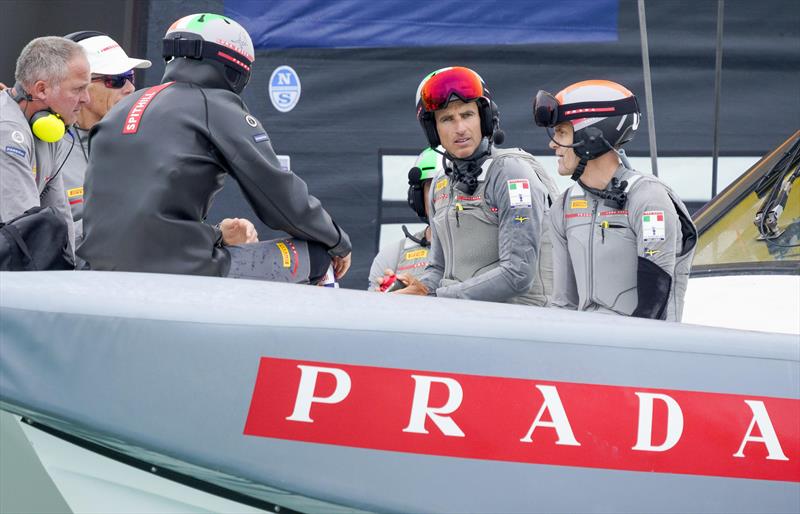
[642,210,666,241]
[507,179,532,209]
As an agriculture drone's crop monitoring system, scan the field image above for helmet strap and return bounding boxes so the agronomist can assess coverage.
[571,157,588,181]
[577,177,629,209]
[402,225,430,247]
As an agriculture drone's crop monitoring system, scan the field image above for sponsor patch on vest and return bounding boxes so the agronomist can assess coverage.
[433,193,448,204]
[122,82,175,135]
[570,199,588,209]
[397,261,427,271]
[600,210,628,216]
[276,241,291,268]
[405,249,428,260]
[642,210,666,241]
[67,186,83,198]
[565,212,592,219]
[456,195,481,202]
[253,132,269,143]
[4,145,26,159]
[11,130,25,144]
[507,179,531,209]
[514,216,528,224]
[435,178,448,191]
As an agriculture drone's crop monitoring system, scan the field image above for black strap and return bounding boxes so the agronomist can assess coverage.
[163,38,203,60]
[631,257,672,320]
[163,38,252,70]
[578,177,629,209]
[402,225,430,248]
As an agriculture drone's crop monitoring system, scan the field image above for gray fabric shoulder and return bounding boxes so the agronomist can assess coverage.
[486,152,547,190]
[627,175,674,206]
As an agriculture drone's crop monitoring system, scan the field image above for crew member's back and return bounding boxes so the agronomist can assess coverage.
[79,13,350,277]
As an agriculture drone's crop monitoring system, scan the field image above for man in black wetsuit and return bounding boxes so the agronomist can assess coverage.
[78,13,351,283]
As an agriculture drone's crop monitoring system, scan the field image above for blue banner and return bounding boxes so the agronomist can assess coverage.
[224,0,618,49]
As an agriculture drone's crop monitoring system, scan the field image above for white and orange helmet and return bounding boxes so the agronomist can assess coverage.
[533,80,640,162]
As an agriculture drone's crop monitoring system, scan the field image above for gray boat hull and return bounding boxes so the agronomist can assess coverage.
[1,271,797,513]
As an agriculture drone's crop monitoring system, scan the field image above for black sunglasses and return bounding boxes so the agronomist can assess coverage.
[92,70,135,89]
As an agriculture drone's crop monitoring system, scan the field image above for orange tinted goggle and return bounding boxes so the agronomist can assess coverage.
[420,67,484,112]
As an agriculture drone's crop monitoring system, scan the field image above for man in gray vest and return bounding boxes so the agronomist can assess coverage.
[369,147,440,291]
[532,80,697,321]
[1,36,91,259]
[396,66,558,305]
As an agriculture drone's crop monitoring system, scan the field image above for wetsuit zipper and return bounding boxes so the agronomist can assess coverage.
[444,181,456,280]
[588,199,599,304]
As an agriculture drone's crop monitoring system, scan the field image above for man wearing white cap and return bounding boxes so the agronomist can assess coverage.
[59,31,151,242]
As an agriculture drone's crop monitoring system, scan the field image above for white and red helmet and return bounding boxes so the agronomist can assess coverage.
[534,79,640,161]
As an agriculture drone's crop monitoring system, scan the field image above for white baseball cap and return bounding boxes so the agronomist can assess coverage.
[78,34,151,75]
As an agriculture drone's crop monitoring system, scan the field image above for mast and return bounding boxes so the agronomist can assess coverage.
[711,0,725,197]
[637,0,659,177]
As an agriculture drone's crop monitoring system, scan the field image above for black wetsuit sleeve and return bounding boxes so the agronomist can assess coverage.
[205,91,351,257]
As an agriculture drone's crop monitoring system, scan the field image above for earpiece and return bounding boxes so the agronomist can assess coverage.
[407,166,428,221]
[8,82,66,142]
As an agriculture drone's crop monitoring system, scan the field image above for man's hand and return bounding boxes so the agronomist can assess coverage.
[0,83,7,91]
[332,252,351,279]
[393,273,429,295]
[220,218,258,245]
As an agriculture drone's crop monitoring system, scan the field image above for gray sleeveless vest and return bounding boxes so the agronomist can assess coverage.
[432,148,560,305]
[561,167,696,320]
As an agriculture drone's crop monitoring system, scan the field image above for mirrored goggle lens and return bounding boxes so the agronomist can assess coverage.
[420,67,483,112]
[93,70,135,89]
[533,90,560,127]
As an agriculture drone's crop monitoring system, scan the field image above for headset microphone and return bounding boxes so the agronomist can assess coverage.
[493,128,505,146]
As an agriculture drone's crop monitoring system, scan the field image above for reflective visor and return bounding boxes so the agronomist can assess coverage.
[533,90,560,127]
[534,89,640,127]
[420,67,483,112]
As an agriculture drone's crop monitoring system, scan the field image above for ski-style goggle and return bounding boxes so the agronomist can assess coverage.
[533,89,639,127]
[92,70,135,89]
[419,67,484,112]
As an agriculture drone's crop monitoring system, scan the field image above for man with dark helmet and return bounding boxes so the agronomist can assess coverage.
[397,66,558,305]
[533,80,696,321]
[78,13,351,283]
[368,147,440,291]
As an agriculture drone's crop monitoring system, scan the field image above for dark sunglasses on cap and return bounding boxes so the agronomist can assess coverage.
[420,67,485,112]
[91,70,135,89]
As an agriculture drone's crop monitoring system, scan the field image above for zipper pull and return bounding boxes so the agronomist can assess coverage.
[600,220,609,243]
[455,202,463,227]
